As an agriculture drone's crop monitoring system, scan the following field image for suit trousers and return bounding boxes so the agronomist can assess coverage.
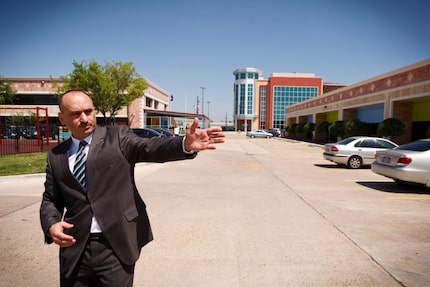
[61,236,135,287]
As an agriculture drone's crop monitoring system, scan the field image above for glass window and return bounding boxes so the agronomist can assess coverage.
[247,73,254,79]
[145,97,153,107]
[239,84,245,114]
[272,86,318,129]
[356,139,376,148]
[240,73,246,79]
[247,84,253,114]
[397,140,430,151]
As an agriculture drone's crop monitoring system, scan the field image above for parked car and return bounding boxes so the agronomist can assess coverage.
[323,136,398,169]
[371,139,430,187]
[132,128,165,138]
[268,128,281,137]
[246,130,273,138]
[152,128,177,137]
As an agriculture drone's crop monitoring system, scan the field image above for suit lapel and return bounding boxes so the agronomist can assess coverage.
[86,126,105,188]
[56,138,78,186]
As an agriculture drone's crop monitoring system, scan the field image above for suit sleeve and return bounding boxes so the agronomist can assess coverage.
[118,126,197,164]
[40,153,65,244]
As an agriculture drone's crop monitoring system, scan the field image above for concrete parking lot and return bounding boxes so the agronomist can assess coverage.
[0,132,429,287]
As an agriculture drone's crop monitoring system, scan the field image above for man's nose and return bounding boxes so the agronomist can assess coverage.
[79,112,88,122]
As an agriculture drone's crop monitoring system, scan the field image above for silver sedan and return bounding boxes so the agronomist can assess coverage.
[371,139,430,187]
[323,137,398,169]
[246,130,273,138]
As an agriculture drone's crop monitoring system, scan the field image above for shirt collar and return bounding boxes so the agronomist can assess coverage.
[71,134,93,153]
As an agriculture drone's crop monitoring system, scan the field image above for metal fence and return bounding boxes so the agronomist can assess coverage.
[0,125,60,156]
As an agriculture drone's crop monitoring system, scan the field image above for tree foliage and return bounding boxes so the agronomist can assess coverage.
[376,117,405,139]
[345,119,370,137]
[0,78,16,104]
[60,60,147,125]
[303,122,315,139]
[329,120,345,138]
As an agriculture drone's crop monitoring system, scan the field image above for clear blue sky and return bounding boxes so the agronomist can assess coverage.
[1,0,429,122]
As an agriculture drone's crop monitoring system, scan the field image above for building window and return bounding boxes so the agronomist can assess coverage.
[239,84,245,114]
[247,73,254,79]
[247,84,253,114]
[240,73,246,79]
[146,97,153,108]
[260,86,266,128]
[234,85,239,114]
[154,100,159,109]
[273,86,318,129]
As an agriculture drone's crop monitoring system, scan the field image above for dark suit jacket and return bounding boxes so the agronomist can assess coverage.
[40,125,196,278]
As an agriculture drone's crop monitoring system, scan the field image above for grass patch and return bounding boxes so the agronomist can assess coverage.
[0,152,47,176]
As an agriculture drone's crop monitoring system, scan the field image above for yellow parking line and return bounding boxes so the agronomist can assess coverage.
[246,162,262,170]
[386,196,430,201]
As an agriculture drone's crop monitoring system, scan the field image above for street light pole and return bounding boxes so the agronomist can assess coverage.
[200,87,205,127]
[206,101,211,120]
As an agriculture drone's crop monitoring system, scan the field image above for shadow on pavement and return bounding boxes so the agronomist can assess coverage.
[356,181,430,194]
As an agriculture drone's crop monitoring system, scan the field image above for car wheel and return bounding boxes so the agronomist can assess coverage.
[347,156,362,169]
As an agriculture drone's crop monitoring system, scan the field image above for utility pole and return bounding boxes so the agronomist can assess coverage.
[195,96,199,114]
[206,101,211,120]
[200,87,205,127]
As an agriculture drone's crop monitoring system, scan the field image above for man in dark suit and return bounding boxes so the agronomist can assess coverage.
[40,89,225,286]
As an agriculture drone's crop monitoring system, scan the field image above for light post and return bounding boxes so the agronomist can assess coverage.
[206,101,211,120]
[200,87,205,127]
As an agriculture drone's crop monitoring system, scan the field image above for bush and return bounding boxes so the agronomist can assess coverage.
[303,122,315,139]
[329,121,345,138]
[287,123,297,137]
[345,119,370,136]
[317,121,330,142]
[377,118,405,139]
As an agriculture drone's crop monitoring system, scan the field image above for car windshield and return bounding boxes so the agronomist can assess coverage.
[396,140,430,152]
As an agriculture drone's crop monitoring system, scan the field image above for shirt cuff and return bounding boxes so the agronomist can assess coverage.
[182,136,196,154]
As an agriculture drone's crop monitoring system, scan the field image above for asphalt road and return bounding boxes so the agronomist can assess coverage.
[0,132,429,287]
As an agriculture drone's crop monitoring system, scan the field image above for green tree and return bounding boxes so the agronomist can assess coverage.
[0,78,16,104]
[287,123,297,138]
[329,120,345,139]
[376,117,405,139]
[345,119,370,137]
[60,60,147,125]
[316,121,330,142]
[303,122,315,139]
[295,123,305,139]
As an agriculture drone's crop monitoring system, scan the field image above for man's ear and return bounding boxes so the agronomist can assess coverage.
[58,112,65,125]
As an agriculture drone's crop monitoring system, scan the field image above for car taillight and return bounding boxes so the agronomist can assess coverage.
[397,157,412,165]
[331,146,339,152]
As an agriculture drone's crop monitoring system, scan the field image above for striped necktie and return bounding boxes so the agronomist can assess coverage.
[73,141,88,188]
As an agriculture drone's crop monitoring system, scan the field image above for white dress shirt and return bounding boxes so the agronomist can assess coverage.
[69,135,102,233]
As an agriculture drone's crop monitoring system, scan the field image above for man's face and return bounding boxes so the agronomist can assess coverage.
[58,91,96,140]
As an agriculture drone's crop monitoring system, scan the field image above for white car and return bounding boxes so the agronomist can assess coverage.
[323,137,398,169]
[246,130,273,138]
[372,139,430,187]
